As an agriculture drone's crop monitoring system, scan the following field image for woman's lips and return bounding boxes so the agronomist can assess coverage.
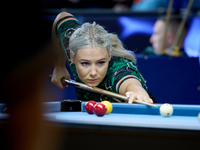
[87,79,98,82]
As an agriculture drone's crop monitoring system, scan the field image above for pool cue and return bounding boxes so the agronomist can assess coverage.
[171,0,194,49]
[160,0,174,52]
[60,77,158,108]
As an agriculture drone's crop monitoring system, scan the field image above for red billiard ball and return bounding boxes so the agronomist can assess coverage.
[85,101,96,114]
[93,103,107,117]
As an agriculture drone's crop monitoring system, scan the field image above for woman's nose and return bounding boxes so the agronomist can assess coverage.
[90,65,97,77]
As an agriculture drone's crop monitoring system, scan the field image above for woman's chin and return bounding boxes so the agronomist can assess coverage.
[84,81,100,87]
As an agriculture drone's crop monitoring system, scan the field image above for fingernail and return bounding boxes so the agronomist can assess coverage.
[126,94,130,98]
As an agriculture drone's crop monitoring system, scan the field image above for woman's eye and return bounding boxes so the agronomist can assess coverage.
[81,62,89,66]
[97,61,105,66]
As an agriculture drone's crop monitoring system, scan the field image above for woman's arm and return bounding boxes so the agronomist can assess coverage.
[119,78,153,103]
[51,12,72,89]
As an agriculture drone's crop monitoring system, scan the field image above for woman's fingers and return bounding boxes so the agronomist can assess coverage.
[126,91,153,104]
[51,66,71,89]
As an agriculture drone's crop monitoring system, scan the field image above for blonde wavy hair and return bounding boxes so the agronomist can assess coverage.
[69,22,136,63]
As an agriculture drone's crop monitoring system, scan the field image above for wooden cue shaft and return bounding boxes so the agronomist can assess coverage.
[160,0,174,52]
[171,0,194,49]
[61,77,158,108]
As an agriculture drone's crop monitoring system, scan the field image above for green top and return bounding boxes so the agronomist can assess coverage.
[56,16,151,102]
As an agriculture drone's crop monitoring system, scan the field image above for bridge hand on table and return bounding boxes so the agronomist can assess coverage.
[126,91,153,104]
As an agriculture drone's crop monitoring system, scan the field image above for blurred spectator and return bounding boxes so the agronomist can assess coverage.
[141,16,188,56]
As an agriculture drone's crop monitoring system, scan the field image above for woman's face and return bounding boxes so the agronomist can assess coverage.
[71,47,111,87]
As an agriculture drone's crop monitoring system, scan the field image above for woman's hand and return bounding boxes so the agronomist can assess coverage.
[51,66,71,89]
[126,91,153,104]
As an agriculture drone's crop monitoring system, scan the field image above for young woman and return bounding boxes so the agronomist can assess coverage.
[51,12,156,103]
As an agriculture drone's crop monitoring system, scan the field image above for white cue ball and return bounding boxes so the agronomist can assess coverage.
[159,103,173,117]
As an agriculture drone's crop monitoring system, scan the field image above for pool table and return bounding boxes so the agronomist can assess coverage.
[1,101,200,150]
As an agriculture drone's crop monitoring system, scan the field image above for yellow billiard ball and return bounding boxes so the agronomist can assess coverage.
[101,101,113,115]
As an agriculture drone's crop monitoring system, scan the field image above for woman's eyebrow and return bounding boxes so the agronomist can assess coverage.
[97,58,106,61]
[79,58,106,62]
[79,59,90,61]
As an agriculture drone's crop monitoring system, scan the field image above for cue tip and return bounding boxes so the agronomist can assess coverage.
[149,103,158,108]
[148,103,158,108]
